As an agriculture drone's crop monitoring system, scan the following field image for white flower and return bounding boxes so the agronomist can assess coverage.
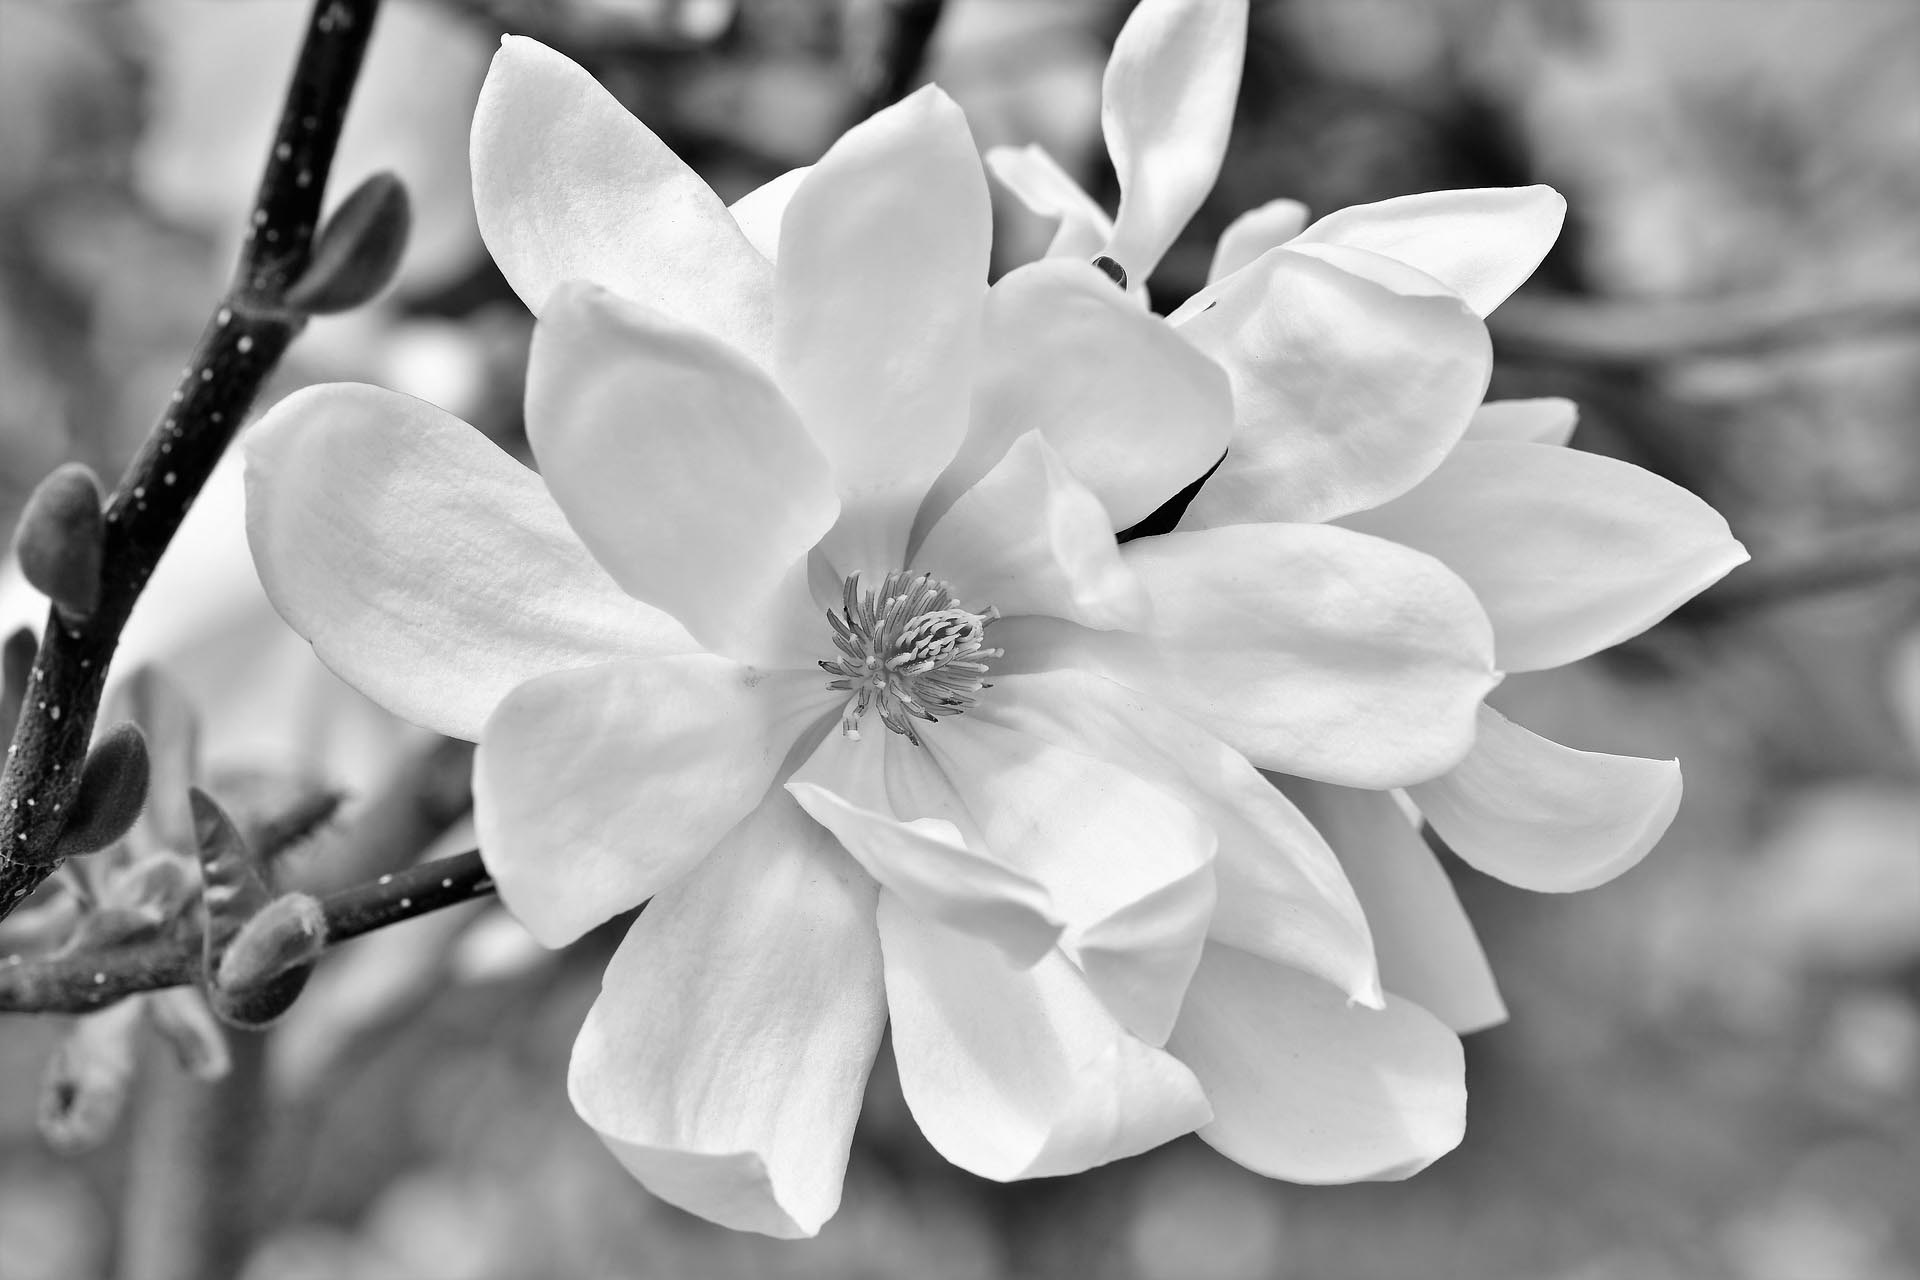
[246,35,1508,1235]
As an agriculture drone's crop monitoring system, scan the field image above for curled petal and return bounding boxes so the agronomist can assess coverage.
[571,790,884,1238]
[788,731,1060,965]
[471,37,771,358]
[244,383,691,741]
[1207,197,1310,283]
[1030,524,1497,788]
[929,715,1216,1045]
[1101,0,1249,280]
[1410,704,1683,893]
[981,670,1380,1009]
[1178,247,1491,527]
[526,282,838,663]
[1170,945,1466,1183]
[880,897,1212,1180]
[776,86,989,579]
[1340,442,1750,671]
[475,657,834,946]
[1279,778,1505,1034]
[1288,186,1566,316]
[1465,397,1578,446]
[928,259,1233,535]
[917,432,1148,630]
[984,144,1112,261]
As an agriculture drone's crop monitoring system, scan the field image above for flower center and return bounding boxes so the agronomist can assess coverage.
[820,571,1002,746]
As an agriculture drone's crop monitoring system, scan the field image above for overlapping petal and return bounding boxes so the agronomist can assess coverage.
[244,383,692,742]
[1207,197,1310,283]
[1280,779,1506,1034]
[916,432,1148,630]
[978,670,1379,1008]
[1169,945,1466,1183]
[983,144,1112,260]
[788,731,1061,964]
[1005,524,1497,788]
[1340,441,1749,671]
[1410,705,1683,893]
[880,898,1212,1181]
[929,714,1217,1045]
[474,656,834,946]
[927,259,1233,535]
[570,790,884,1239]
[471,37,772,358]
[728,165,809,262]
[1177,247,1492,527]
[525,282,838,662]
[1101,0,1248,280]
[775,86,989,579]
[1287,186,1566,317]
[1464,397,1578,446]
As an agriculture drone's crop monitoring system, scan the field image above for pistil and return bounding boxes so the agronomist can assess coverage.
[820,571,1001,746]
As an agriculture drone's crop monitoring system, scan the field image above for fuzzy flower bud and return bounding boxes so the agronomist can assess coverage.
[284,170,412,314]
[13,463,104,620]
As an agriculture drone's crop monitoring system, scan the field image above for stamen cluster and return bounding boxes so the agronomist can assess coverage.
[821,571,1002,745]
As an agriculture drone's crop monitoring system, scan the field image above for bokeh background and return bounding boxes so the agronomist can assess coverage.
[1,1,1918,1277]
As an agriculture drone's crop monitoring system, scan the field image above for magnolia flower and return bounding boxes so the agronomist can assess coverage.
[246,35,1506,1236]
[990,0,1748,1033]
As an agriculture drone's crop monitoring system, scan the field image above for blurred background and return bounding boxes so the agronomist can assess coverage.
[1,1,1918,1277]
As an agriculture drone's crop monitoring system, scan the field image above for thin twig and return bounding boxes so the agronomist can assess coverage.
[0,849,492,1014]
[0,0,383,921]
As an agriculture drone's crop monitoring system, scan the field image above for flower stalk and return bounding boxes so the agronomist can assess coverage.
[0,0,385,920]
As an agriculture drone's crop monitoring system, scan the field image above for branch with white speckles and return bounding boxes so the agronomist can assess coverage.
[0,0,386,921]
[0,849,493,1015]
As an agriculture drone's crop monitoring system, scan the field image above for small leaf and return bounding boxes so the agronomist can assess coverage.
[14,463,104,619]
[284,171,411,314]
[191,787,269,971]
[52,724,152,860]
[147,987,231,1082]
[38,996,146,1154]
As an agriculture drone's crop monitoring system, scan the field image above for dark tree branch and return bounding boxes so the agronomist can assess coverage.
[0,0,383,920]
[0,849,493,1014]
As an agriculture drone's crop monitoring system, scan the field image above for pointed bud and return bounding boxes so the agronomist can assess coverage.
[147,986,231,1082]
[2,626,37,733]
[284,171,411,314]
[211,892,326,1028]
[51,724,151,861]
[39,996,145,1154]
[191,787,269,968]
[14,463,105,620]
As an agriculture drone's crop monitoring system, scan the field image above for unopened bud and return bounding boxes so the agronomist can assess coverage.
[38,996,145,1153]
[284,171,411,314]
[147,987,232,1081]
[2,626,37,732]
[14,463,104,619]
[212,892,326,1028]
[52,724,150,861]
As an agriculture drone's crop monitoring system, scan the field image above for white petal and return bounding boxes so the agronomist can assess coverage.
[775,86,989,579]
[1410,704,1683,893]
[1169,945,1466,1183]
[928,715,1216,1045]
[1178,247,1491,527]
[570,790,884,1238]
[1465,397,1578,446]
[244,383,692,741]
[474,656,834,946]
[525,282,838,662]
[1279,778,1505,1034]
[1340,441,1750,671]
[787,730,1060,965]
[470,37,771,359]
[916,432,1148,630]
[980,670,1380,1009]
[927,258,1233,535]
[1101,0,1249,280]
[1207,197,1310,283]
[880,897,1211,1180]
[1288,186,1566,316]
[728,165,809,262]
[1048,523,1498,788]
[983,143,1112,261]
